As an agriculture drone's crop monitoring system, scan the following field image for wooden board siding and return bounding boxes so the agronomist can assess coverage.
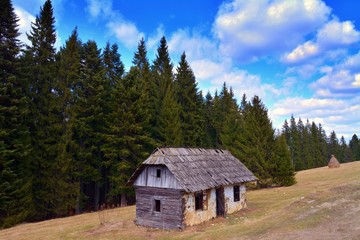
[134,166,183,189]
[135,186,185,229]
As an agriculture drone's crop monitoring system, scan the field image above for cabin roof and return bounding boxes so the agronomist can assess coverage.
[128,147,258,193]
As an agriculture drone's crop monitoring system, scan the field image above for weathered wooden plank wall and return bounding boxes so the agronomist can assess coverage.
[134,165,182,189]
[135,186,185,229]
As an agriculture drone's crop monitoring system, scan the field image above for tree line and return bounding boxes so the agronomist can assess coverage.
[0,0,358,228]
[282,116,360,171]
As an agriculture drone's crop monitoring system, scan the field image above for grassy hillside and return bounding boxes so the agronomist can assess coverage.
[1,161,360,240]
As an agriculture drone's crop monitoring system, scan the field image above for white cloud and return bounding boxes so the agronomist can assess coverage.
[107,21,144,49]
[342,51,360,72]
[85,0,113,19]
[283,19,360,64]
[213,0,330,62]
[14,6,35,46]
[283,41,318,63]
[168,29,219,63]
[309,50,360,98]
[85,0,143,49]
[190,60,226,82]
[208,69,290,104]
[317,19,360,47]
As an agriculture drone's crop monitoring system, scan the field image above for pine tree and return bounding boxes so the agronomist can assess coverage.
[212,83,238,147]
[328,131,340,159]
[349,134,360,161]
[132,38,152,141]
[0,0,33,227]
[151,36,181,145]
[289,116,302,170]
[339,136,352,163]
[24,0,62,220]
[54,28,83,216]
[273,134,296,186]
[103,42,124,86]
[102,67,153,205]
[310,122,323,167]
[74,40,106,211]
[317,124,328,166]
[230,95,275,185]
[244,96,275,184]
[175,52,204,146]
[282,120,291,146]
[203,92,217,147]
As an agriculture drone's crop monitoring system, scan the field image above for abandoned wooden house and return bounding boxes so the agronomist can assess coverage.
[127,147,257,229]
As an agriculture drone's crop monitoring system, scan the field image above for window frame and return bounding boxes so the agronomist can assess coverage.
[154,199,161,212]
[156,168,161,178]
[233,185,240,202]
[195,192,204,211]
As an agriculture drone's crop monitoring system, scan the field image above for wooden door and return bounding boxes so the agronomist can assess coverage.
[216,187,225,216]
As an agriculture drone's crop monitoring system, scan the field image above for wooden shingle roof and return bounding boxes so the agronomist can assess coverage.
[128,147,257,193]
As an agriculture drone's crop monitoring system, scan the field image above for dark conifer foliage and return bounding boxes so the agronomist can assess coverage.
[281,117,355,170]
[103,42,124,86]
[349,134,360,161]
[74,40,107,211]
[24,0,62,220]
[55,28,83,216]
[150,36,182,145]
[1,0,359,228]
[0,0,33,227]
[272,135,296,186]
[175,52,204,146]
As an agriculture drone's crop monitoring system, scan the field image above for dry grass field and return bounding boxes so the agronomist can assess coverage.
[1,161,360,240]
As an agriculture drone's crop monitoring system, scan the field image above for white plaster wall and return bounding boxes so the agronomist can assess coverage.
[183,189,216,226]
[224,184,247,214]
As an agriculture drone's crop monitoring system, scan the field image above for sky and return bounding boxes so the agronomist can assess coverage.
[13,0,360,141]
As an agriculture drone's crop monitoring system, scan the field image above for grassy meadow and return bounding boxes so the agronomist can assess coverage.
[1,161,359,240]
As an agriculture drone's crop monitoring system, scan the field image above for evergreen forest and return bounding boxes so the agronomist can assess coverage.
[1,0,359,228]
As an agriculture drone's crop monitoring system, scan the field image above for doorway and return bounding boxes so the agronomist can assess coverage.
[216,187,224,216]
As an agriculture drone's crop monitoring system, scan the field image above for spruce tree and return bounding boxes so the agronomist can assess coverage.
[328,131,340,160]
[272,134,296,186]
[241,95,275,184]
[54,28,83,215]
[175,52,204,146]
[74,40,106,211]
[0,0,33,227]
[349,134,360,161]
[24,0,61,220]
[318,124,328,166]
[289,116,302,170]
[151,36,182,145]
[103,42,124,86]
[102,67,153,205]
[132,38,152,141]
[203,92,217,147]
[310,122,323,167]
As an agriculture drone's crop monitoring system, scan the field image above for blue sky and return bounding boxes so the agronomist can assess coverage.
[13,0,360,141]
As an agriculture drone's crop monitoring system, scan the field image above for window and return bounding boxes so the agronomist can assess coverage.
[234,186,240,202]
[195,192,204,210]
[156,168,161,178]
[154,199,161,212]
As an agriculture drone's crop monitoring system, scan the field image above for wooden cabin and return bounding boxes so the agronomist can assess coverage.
[127,147,257,229]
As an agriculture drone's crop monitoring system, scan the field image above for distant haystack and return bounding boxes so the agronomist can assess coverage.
[328,154,340,168]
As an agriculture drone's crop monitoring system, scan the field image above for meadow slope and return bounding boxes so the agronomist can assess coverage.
[1,161,359,240]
